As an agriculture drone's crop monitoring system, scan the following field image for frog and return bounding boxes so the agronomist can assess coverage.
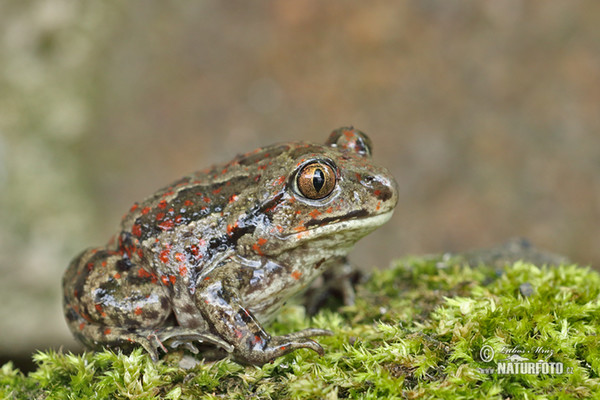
[62,127,398,365]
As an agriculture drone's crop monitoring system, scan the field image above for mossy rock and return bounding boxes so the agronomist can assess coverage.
[2,254,599,399]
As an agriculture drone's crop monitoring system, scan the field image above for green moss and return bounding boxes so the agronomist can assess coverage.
[3,257,600,399]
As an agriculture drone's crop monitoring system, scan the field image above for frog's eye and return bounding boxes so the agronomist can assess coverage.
[296,162,336,200]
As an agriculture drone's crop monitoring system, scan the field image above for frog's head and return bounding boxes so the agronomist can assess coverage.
[248,127,398,255]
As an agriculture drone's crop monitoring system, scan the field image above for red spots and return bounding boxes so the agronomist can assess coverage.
[138,268,156,284]
[203,196,211,203]
[159,250,170,263]
[78,322,85,331]
[376,201,381,211]
[291,270,302,280]
[174,252,185,263]
[280,345,287,350]
[131,224,142,237]
[254,175,261,182]
[104,328,112,335]
[141,206,151,215]
[135,307,143,316]
[252,238,268,256]
[234,329,243,339]
[212,187,222,195]
[95,304,106,317]
[101,261,107,267]
[130,203,139,213]
[156,212,165,221]
[227,221,239,235]
[114,272,121,279]
[158,200,167,209]
[295,210,302,215]
[294,225,307,232]
[258,164,266,171]
[221,168,228,174]
[87,262,94,271]
[189,244,200,257]
[251,335,263,345]
[73,289,78,298]
[183,199,194,207]
[137,249,144,259]
[204,276,210,281]
[163,190,174,197]
[356,173,362,182]
[158,219,174,231]
[308,209,321,219]
[275,225,284,233]
[373,189,381,197]
[174,215,183,224]
[161,275,177,285]
[179,265,187,277]
[273,175,285,186]
[228,194,238,203]
[326,206,334,214]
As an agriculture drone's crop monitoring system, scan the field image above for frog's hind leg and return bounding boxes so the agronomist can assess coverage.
[63,248,232,360]
[63,248,172,358]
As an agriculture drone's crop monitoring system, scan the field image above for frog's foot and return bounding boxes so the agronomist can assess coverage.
[233,328,333,365]
[130,327,234,362]
[304,259,365,315]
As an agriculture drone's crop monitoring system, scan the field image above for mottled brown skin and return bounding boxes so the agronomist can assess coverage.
[63,127,398,365]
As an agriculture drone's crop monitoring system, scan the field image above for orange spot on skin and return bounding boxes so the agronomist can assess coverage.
[227,221,239,235]
[294,225,306,232]
[229,194,238,203]
[161,275,170,286]
[273,175,285,186]
[291,270,302,280]
[87,262,94,271]
[203,197,211,203]
[252,238,268,256]
[114,273,121,279]
[212,188,222,195]
[204,276,210,281]
[174,252,185,262]
[130,204,139,213]
[376,201,381,211]
[135,307,143,315]
[101,261,107,267]
[183,199,194,207]
[95,304,107,317]
[79,322,85,330]
[141,206,151,215]
[189,244,199,257]
[308,209,321,219]
[326,207,334,214]
[138,268,152,278]
[156,212,165,221]
[137,249,144,259]
[169,275,177,285]
[104,328,112,335]
[174,215,183,224]
[158,220,174,230]
[158,200,167,209]
[159,250,170,263]
[179,265,187,276]
[373,190,381,197]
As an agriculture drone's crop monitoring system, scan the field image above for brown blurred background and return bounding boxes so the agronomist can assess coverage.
[1,1,599,368]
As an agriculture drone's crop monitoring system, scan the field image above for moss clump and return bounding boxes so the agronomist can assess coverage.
[3,257,600,399]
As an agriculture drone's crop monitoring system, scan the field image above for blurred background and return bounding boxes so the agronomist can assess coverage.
[1,1,599,369]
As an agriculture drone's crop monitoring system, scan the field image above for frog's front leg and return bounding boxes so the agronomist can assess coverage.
[195,261,332,365]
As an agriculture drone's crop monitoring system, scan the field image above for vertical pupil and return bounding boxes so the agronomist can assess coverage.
[312,168,325,192]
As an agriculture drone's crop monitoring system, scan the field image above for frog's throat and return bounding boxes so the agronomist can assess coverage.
[282,209,394,241]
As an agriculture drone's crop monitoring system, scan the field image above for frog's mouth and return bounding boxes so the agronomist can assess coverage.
[284,209,395,241]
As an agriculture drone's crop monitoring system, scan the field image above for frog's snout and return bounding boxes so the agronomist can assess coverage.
[361,172,399,211]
